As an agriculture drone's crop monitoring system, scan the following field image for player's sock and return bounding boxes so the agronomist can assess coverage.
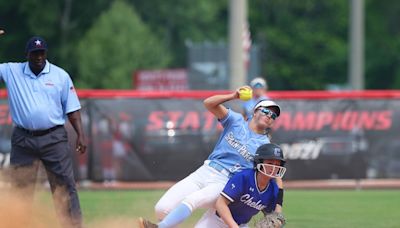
[158,203,192,228]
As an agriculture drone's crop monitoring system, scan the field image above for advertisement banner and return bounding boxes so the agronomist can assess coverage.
[1,90,400,181]
[272,99,400,179]
[133,69,188,90]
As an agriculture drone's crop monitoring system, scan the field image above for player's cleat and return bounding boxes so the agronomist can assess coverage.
[138,217,158,228]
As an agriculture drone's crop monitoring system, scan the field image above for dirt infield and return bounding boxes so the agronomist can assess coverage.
[80,178,400,190]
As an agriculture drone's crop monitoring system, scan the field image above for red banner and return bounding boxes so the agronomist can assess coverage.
[133,69,189,90]
[1,90,400,181]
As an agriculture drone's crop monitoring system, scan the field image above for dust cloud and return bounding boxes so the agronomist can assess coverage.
[0,171,140,228]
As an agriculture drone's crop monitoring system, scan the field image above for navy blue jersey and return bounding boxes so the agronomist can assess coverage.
[221,169,278,225]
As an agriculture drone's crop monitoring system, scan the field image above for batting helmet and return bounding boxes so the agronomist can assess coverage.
[254,144,286,178]
[254,143,285,166]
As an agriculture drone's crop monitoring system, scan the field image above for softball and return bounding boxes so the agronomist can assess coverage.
[239,88,253,101]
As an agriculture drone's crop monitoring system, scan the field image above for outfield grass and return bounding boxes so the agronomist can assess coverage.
[79,190,206,227]
[283,190,400,228]
[77,189,400,228]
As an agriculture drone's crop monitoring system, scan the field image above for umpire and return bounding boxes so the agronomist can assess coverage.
[0,30,87,228]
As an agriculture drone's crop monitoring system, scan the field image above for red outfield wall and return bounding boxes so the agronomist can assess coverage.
[1,89,400,181]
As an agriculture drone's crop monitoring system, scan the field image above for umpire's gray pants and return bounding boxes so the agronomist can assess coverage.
[10,126,82,228]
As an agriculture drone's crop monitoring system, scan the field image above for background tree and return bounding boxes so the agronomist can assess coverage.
[130,0,228,66]
[0,0,61,61]
[0,0,111,78]
[76,0,171,89]
[250,0,348,90]
[2,0,400,90]
[365,0,400,89]
[58,0,112,77]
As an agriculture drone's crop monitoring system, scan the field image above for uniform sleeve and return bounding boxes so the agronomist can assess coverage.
[61,74,81,114]
[219,110,243,129]
[243,100,252,112]
[242,101,248,110]
[220,172,245,203]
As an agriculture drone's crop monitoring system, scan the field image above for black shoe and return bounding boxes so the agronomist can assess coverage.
[138,217,158,228]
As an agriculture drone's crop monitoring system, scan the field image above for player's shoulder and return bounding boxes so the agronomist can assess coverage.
[241,168,255,174]
[227,169,255,189]
[221,109,245,124]
[230,109,247,122]
[233,168,255,179]
[243,98,255,106]
[269,179,279,192]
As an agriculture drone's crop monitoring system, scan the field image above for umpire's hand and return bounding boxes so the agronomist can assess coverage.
[75,137,87,154]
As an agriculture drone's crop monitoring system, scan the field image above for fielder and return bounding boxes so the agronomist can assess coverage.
[139,86,282,228]
[196,143,286,228]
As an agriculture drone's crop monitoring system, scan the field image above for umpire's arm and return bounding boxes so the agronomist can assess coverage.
[68,110,87,154]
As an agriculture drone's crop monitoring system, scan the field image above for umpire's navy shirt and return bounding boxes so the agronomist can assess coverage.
[0,60,81,130]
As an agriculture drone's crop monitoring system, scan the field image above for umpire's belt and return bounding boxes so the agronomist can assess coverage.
[205,160,232,177]
[17,125,63,136]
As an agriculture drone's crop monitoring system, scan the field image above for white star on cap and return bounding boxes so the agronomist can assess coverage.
[34,40,42,46]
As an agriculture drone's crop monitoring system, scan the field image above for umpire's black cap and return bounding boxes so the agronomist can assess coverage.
[25,36,48,53]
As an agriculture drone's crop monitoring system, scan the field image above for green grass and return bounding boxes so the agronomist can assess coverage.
[79,190,206,227]
[283,190,400,228]
[75,189,400,228]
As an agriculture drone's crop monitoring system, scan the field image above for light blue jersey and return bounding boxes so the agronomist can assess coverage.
[221,169,278,225]
[208,109,270,174]
[242,95,269,120]
[0,61,81,130]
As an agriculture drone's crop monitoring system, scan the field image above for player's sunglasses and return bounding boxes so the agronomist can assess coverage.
[259,108,277,120]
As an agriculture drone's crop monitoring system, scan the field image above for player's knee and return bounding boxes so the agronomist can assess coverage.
[154,201,169,220]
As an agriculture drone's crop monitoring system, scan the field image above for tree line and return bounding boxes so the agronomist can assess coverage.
[1,0,399,89]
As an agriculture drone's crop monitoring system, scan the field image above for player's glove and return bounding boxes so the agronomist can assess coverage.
[254,212,286,228]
